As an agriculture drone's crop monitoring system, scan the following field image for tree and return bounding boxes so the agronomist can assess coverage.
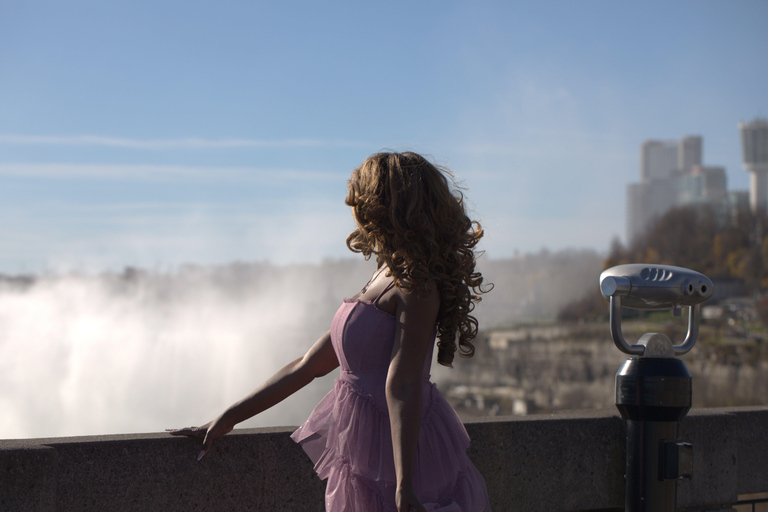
[559,204,768,322]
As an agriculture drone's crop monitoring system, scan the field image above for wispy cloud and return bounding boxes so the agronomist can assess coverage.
[0,162,345,182]
[456,142,633,161]
[0,200,355,272]
[0,134,368,150]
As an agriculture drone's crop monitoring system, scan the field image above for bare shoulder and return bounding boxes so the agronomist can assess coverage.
[395,279,439,318]
[389,279,439,366]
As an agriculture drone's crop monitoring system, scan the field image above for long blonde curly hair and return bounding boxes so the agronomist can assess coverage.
[345,152,491,367]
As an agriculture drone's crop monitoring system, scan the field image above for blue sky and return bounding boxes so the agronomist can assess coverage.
[1,0,766,273]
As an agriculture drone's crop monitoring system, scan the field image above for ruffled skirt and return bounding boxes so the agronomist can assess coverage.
[291,377,491,512]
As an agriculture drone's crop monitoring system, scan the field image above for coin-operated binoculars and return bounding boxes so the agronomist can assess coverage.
[600,264,714,512]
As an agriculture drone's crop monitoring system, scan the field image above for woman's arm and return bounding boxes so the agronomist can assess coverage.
[169,330,339,459]
[386,282,439,512]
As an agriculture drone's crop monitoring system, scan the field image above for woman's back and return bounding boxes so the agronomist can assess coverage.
[171,152,492,511]
[291,278,490,511]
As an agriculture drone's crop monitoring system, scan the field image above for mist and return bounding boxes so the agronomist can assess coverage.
[0,251,602,440]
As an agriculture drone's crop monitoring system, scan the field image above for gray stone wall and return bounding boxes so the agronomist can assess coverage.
[2,407,766,512]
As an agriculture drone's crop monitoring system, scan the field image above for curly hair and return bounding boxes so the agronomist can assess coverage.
[345,152,491,367]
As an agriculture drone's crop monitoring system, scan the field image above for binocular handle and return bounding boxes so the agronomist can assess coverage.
[609,295,700,356]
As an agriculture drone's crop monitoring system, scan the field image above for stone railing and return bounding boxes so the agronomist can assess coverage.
[2,406,766,511]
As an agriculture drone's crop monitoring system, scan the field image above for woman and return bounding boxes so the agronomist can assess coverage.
[170,152,492,512]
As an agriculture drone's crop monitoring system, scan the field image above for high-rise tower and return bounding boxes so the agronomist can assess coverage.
[679,136,702,174]
[628,136,704,242]
[740,119,768,214]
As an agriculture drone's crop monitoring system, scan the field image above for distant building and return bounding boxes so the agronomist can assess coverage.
[626,133,745,244]
[641,139,681,181]
[679,135,703,175]
[709,277,747,303]
[727,190,750,216]
[626,177,678,242]
[740,118,768,214]
[629,135,708,242]
[678,165,727,205]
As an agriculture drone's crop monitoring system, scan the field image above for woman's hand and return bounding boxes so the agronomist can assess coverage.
[166,414,234,460]
[166,331,338,461]
[396,484,426,512]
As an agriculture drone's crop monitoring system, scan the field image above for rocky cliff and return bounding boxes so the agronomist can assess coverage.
[435,321,768,419]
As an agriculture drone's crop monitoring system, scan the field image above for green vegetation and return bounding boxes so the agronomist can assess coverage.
[559,204,768,324]
[607,205,768,291]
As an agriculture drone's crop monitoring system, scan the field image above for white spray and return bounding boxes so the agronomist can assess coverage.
[0,261,375,439]
[0,251,603,439]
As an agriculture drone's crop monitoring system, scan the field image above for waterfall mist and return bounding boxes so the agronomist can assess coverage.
[0,250,603,439]
[0,260,376,439]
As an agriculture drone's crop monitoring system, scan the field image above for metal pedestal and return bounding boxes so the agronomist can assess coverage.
[599,264,712,512]
[616,357,693,512]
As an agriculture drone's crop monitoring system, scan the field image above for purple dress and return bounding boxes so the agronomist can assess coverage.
[291,284,491,512]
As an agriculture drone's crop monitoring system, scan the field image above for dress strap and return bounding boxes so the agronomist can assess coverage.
[373,280,395,305]
[361,265,387,294]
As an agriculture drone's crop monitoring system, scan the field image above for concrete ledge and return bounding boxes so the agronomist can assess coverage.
[0,443,58,511]
[721,406,768,495]
[466,409,626,511]
[2,428,325,512]
[678,409,739,510]
[2,408,766,512]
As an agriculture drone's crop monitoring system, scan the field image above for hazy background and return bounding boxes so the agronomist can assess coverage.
[1,1,766,439]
